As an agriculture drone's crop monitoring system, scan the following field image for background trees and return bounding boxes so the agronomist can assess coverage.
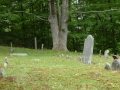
[0,0,120,54]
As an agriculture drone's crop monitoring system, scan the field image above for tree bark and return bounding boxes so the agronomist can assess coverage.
[48,0,68,51]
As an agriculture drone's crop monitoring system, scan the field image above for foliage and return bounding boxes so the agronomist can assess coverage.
[71,0,120,53]
[0,0,120,53]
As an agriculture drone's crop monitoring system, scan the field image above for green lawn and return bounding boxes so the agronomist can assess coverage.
[0,46,120,90]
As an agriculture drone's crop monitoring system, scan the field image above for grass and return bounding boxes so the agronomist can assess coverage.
[0,46,120,90]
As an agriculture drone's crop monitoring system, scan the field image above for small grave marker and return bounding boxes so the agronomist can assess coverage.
[0,68,5,77]
[104,50,109,59]
[104,62,111,70]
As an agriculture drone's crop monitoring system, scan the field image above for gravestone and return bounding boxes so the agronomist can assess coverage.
[112,55,120,70]
[0,68,5,77]
[104,50,109,59]
[11,53,28,56]
[82,35,94,64]
[4,57,8,68]
[112,59,120,70]
[104,62,111,70]
[77,56,81,62]
[66,55,72,60]
[61,54,64,58]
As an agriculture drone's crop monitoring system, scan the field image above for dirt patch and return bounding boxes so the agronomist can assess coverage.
[0,76,16,82]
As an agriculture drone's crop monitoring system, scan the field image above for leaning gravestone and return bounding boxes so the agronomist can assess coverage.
[82,35,94,64]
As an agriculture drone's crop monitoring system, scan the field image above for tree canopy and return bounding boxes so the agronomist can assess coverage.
[0,0,120,54]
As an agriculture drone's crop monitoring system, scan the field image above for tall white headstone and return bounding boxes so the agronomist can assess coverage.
[82,35,94,64]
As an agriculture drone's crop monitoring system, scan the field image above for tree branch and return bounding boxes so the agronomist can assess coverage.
[14,11,48,21]
[73,9,120,14]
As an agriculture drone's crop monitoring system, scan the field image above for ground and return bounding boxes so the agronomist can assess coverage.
[0,46,120,90]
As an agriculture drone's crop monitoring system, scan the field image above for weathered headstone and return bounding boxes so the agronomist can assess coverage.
[104,62,111,70]
[112,59,120,70]
[104,50,109,59]
[112,55,120,70]
[82,35,94,64]
[0,68,5,77]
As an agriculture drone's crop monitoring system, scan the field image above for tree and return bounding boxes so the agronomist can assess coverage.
[48,0,69,51]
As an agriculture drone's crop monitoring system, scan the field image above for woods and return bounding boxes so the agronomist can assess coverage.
[0,0,120,53]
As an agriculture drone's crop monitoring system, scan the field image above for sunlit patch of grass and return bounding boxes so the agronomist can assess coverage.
[0,46,120,90]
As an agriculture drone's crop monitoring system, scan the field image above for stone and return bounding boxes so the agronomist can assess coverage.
[4,57,8,68]
[104,50,109,59]
[77,56,81,61]
[66,55,69,59]
[75,50,77,53]
[66,55,72,60]
[69,56,72,60]
[112,59,120,70]
[82,35,94,64]
[11,53,28,56]
[61,54,64,58]
[111,55,120,70]
[104,62,111,70]
[0,68,5,77]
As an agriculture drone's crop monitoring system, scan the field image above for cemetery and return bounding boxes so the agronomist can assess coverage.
[0,43,120,90]
[0,0,120,90]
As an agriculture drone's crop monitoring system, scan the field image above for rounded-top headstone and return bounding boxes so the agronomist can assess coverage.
[82,35,94,64]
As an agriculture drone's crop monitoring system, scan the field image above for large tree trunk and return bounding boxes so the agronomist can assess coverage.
[48,0,68,51]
